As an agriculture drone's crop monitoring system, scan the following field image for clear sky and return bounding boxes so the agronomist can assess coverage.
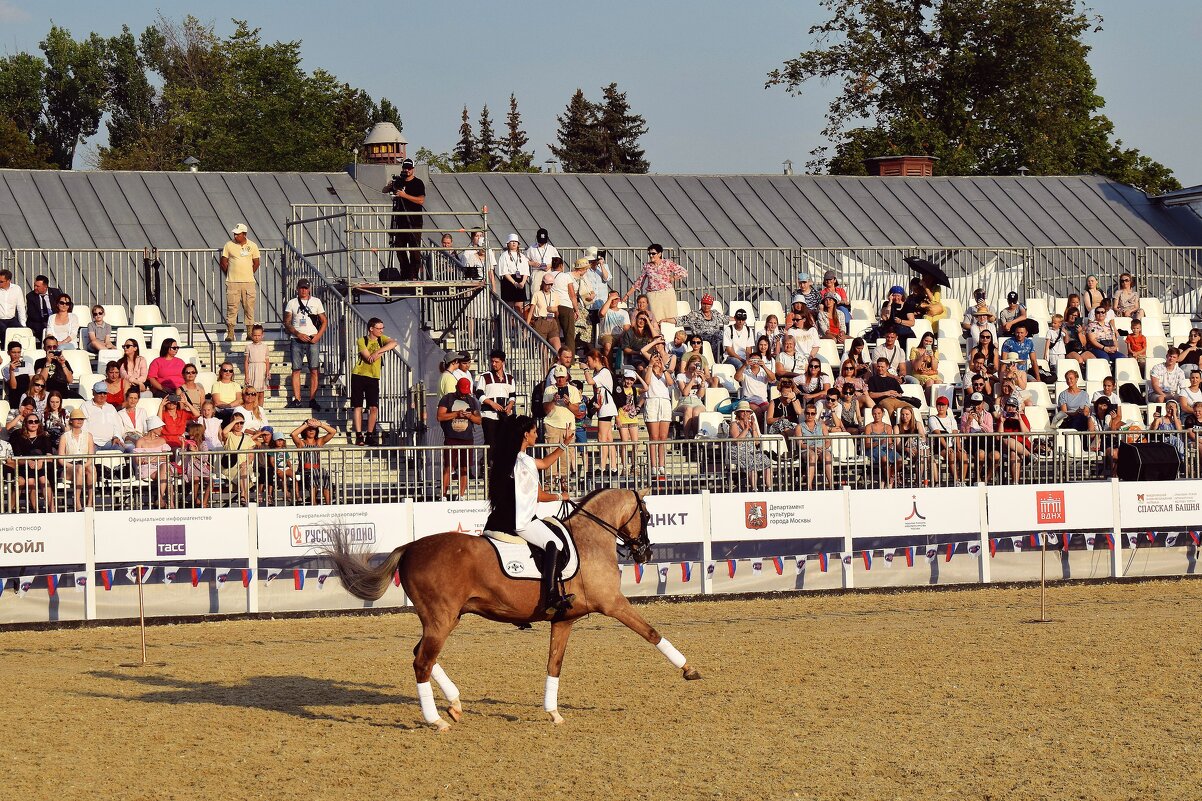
[2,0,1200,186]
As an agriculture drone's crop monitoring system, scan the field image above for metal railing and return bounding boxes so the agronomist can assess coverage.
[7,248,286,329]
[7,430,1192,515]
[183,299,218,373]
[459,287,558,417]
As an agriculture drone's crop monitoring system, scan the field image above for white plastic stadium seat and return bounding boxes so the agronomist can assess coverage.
[137,398,160,417]
[4,327,36,351]
[196,371,217,393]
[676,300,691,319]
[815,339,840,368]
[96,348,121,370]
[659,322,680,346]
[900,383,928,413]
[696,411,726,438]
[1024,405,1051,432]
[704,387,730,413]
[102,305,129,328]
[1085,359,1112,382]
[728,300,755,325]
[1119,403,1143,426]
[115,326,145,348]
[1024,298,1051,329]
[149,326,183,355]
[1025,382,1053,409]
[132,305,164,327]
[908,319,933,342]
[940,297,965,329]
[758,300,786,326]
[1145,337,1169,360]
[62,350,93,377]
[936,361,962,386]
[1114,358,1141,385]
[1169,315,1193,340]
[850,300,875,320]
[175,347,202,369]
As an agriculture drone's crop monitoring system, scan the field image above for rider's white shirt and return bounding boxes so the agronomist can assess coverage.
[514,452,539,529]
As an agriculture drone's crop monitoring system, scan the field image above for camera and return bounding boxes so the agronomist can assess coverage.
[557,387,569,397]
[166,393,180,403]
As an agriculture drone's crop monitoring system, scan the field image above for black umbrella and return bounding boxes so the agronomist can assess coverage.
[904,256,951,288]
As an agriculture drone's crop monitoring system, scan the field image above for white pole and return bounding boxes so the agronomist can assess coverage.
[1109,478,1124,579]
[700,490,713,596]
[136,564,147,665]
[841,484,854,590]
[977,483,991,585]
[83,506,96,621]
[246,502,259,614]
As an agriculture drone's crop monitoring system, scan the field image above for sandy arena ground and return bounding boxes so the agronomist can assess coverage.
[3,579,1198,801]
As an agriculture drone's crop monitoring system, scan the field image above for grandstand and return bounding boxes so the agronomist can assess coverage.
[1,166,1202,512]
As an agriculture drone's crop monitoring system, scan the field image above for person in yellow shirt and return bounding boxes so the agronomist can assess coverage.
[219,223,261,341]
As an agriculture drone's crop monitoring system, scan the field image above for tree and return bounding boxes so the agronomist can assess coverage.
[596,82,649,173]
[550,89,605,172]
[502,93,536,172]
[38,25,109,169]
[0,118,55,168]
[476,104,500,171]
[767,0,1179,194]
[373,98,402,130]
[103,26,156,157]
[453,105,478,170]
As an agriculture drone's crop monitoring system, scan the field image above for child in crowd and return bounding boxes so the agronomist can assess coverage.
[199,400,224,451]
[243,324,269,392]
[1125,319,1147,368]
[179,421,212,508]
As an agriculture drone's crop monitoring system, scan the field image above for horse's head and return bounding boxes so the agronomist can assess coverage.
[622,488,654,564]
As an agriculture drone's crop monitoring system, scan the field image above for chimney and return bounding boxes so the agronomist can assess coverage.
[363,122,408,164]
[863,155,937,177]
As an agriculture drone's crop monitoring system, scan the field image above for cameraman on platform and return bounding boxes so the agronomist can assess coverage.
[384,158,426,281]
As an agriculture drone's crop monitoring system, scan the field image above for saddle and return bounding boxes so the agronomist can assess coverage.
[483,518,580,582]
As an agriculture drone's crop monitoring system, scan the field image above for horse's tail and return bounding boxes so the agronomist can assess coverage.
[324,529,410,602]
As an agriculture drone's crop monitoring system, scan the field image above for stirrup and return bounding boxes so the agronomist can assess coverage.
[544,592,575,617]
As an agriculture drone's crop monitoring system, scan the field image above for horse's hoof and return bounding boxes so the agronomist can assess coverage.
[548,709,565,725]
[430,718,451,733]
[447,699,463,723]
[682,666,702,681]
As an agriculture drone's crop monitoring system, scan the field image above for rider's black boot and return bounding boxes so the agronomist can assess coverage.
[541,542,575,617]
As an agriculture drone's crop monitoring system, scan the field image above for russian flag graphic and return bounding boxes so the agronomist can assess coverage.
[1103,532,1115,549]
[293,569,305,590]
[190,568,200,587]
[634,563,644,583]
[1062,532,1072,552]
[904,547,915,567]
[241,569,252,588]
[861,551,872,570]
[817,552,828,572]
[1190,531,1200,546]
[727,560,737,578]
[681,562,692,582]
[945,542,955,562]
[989,538,999,557]
[100,569,114,591]
[46,574,57,596]
[771,556,784,575]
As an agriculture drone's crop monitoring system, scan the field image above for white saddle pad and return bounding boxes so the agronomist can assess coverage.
[484,519,579,582]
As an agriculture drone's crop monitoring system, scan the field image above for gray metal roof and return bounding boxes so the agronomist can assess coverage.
[420,173,1202,249]
[0,169,379,252]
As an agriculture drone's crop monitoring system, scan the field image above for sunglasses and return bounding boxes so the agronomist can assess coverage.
[220,368,233,373]
[805,411,816,416]
[57,300,71,306]
[168,346,179,351]
[92,311,104,317]
[31,383,45,388]
[690,341,702,345]
[123,344,137,349]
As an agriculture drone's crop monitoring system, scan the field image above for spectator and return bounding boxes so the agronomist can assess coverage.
[614,368,645,475]
[146,338,185,397]
[210,362,243,423]
[641,350,674,479]
[1087,397,1122,476]
[1091,375,1120,408]
[3,341,32,406]
[1176,328,1202,369]
[631,294,659,331]
[997,397,1032,482]
[908,332,939,389]
[4,397,36,434]
[821,270,852,328]
[21,375,49,414]
[1151,400,1186,459]
[25,275,62,341]
[476,350,516,448]
[525,228,560,280]
[998,357,1029,397]
[1149,347,1187,404]
[750,335,775,369]
[43,294,81,350]
[42,391,69,449]
[119,337,149,394]
[967,305,997,350]
[928,396,966,485]
[550,257,580,354]
[239,324,268,396]
[198,400,223,452]
[582,247,611,325]
[848,337,872,379]
[1060,307,1091,368]
[280,278,328,409]
[998,292,1037,338]
[797,357,830,406]
[1125,319,1147,369]
[799,403,834,490]
[544,347,576,387]
[81,380,125,452]
[439,233,469,278]
[1178,370,1202,410]
[871,330,908,381]
[794,274,820,313]
[583,349,618,474]
[1080,274,1104,315]
[1001,325,1041,380]
[464,230,497,284]
[352,318,397,446]
[818,387,846,433]
[11,412,55,512]
[678,294,728,360]
[775,334,803,379]
[881,285,913,343]
[526,273,562,350]
[762,314,785,354]
[438,351,472,398]
[35,336,77,399]
[628,244,686,324]
[960,288,987,337]
[1055,370,1090,431]
[117,387,148,445]
[789,308,821,360]
[1112,273,1142,320]
[1044,313,1067,375]
[0,269,27,346]
[158,394,196,449]
[835,383,864,434]
[730,400,773,491]
[785,294,809,330]
[867,357,908,418]
[383,159,425,281]
[178,364,206,411]
[179,421,213,508]
[542,365,581,483]
[1184,401,1202,452]
[834,359,873,413]
[735,352,775,427]
[219,223,261,341]
[917,273,946,335]
[437,377,482,501]
[674,355,708,438]
[817,292,846,344]
[621,313,657,370]
[968,329,999,376]
[85,305,113,354]
[894,404,928,484]
[864,404,899,489]
[597,292,631,363]
[292,419,338,505]
[233,386,270,438]
[765,377,802,442]
[893,280,925,345]
[133,415,173,508]
[959,392,998,483]
[220,413,257,504]
[570,258,595,350]
[58,407,95,510]
[1085,306,1120,365]
[496,234,530,312]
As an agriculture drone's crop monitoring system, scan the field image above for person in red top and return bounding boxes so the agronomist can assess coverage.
[1124,318,1147,368]
[147,338,186,397]
[157,393,196,449]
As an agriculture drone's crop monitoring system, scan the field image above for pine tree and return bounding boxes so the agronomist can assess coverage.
[549,89,604,173]
[502,93,536,172]
[452,105,477,169]
[476,104,500,171]
[597,82,649,173]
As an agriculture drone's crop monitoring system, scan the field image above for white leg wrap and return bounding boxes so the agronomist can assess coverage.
[543,675,560,712]
[431,663,459,701]
[656,637,687,669]
[417,681,440,723]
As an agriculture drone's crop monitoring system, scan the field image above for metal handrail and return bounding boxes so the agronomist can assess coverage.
[184,298,218,373]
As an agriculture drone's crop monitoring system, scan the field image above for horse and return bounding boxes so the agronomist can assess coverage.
[324,487,701,731]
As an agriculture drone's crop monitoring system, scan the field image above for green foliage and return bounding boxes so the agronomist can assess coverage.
[476,104,500,172]
[550,85,649,173]
[452,105,478,170]
[0,118,55,168]
[414,146,455,174]
[502,93,537,172]
[767,0,1179,194]
[550,89,605,172]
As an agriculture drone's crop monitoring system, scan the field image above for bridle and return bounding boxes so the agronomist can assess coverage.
[561,489,653,564]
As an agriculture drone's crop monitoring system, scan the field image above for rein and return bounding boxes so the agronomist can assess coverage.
[559,490,653,563]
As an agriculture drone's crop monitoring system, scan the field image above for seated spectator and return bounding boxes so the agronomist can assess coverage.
[146,338,185,397]
[794,273,820,313]
[1176,327,1202,368]
[762,314,785,354]
[785,294,809,330]
[1150,400,1186,459]
[817,292,846,344]
[20,375,49,414]
[1060,306,1092,368]
[2,341,32,407]
[871,330,909,381]
[765,378,803,443]
[1112,273,1142,320]
[11,412,56,512]
[961,288,988,337]
[45,294,81,350]
[293,418,338,505]
[1179,369,1202,410]
[158,393,196,449]
[1091,376,1119,408]
[775,334,803,379]
[116,387,148,446]
[683,335,713,371]
[836,383,864,434]
[133,415,174,509]
[35,336,78,399]
[883,285,917,345]
[210,362,243,423]
[199,400,223,451]
[864,404,900,489]
[85,305,113,354]
[959,392,999,483]
[98,361,130,408]
[833,359,873,413]
[797,358,830,405]
[58,407,95,510]
[119,337,149,394]
[734,352,775,427]
[969,329,1000,376]
[729,400,773,491]
[631,294,659,332]
[221,413,258,505]
[677,293,727,359]
[233,386,271,436]
[821,270,851,328]
[894,403,928,483]
[998,291,1037,338]
[799,403,833,490]
[750,335,776,368]
[178,364,206,411]
[928,396,966,485]
[5,397,36,435]
[787,308,821,360]
[866,357,908,417]
[996,377,1027,411]
[817,387,846,433]
[179,421,213,508]
[1183,401,1202,451]
[968,305,998,351]
[845,337,871,379]
[1087,397,1122,474]
[1149,347,1187,404]
[1081,274,1104,315]
[917,273,946,335]
[1001,325,1041,380]
[998,356,1028,394]
[1044,313,1067,376]
[1085,306,1120,365]
[81,380,125,452]
[997,397,1032,482]
[1125,319,1147,368]
[908,332,939,389]
[42,391,69,449]
[526,273,562,350]
[722,309,755,367]
[1055,369,1090,431]
[1063,293,1083,320]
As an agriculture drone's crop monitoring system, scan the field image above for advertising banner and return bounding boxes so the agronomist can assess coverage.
[987,482,1115,533]
[849,486,980,539]
[710,490,845,542]
[0,513,86,567]
[1118,480,1202,529]
[642,494,705,545]
[414,500,491,540]
[93,508,251,563]
[258,503,411,558]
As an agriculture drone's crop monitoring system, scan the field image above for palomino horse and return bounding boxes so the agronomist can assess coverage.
[325,487,700,731]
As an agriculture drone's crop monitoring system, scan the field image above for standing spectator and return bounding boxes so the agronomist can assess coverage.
[1149,347,1187,404]
[1060,307,1091,369]
[570,257,594,350]
[45,294,81,349]
[794,274,820,313]
[640,351,674,479]
[292,419,338,506]
[146,338,185,397]
[542,365,581,484]
[678,294,728,361]
[584,349,619,473]
[614,368,645,475]
[385,158,425,281]
[219,223,260,341]
[1081,275,1105,315]
[3,341,32,406]
[496,234,530,311]
[525,228,560,280]
[674,355,709,438]
[583,248,611,335]
[928,396,966,486]
[438,351,472,398]
[244,324,270,395]
[25,275,62,341]
[0,269,27,346]
[35,336,77,398]
[59,407,95,510]
[180,421,213,509]
[799,403,834,490]
[439,233,469,278]
[526,273,562,350]
[85,305,113,354]
[463,230,496,283]
[81,380,125,452]
[1113,273,1142,320]
[284,279,328,410]
[437,377,482,501]
[894,404,928,484]
[352,318,397,446]
[476,349,516,447]
[550,258,580,354]
[628,244,687,324]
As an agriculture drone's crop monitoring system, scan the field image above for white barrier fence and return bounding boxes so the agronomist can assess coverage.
[2,480,1201,624]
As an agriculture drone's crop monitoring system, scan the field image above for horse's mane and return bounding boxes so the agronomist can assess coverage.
[564,486,634,521]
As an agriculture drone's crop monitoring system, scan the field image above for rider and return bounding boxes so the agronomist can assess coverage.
[485,415,575,616]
